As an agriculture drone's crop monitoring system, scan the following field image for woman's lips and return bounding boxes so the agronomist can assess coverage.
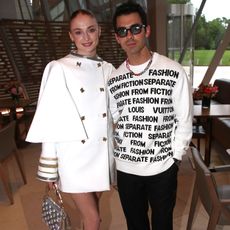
[82,42,93,47]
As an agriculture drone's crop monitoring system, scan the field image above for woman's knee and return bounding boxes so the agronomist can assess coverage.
[71,192,101,229]
[82,210,101,230]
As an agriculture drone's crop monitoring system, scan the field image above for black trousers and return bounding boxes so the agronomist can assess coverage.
[117,163,178,230]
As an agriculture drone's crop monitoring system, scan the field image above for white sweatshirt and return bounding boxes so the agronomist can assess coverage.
[108,52,193,176]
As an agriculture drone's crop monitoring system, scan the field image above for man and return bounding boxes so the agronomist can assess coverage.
[108,2,193,230]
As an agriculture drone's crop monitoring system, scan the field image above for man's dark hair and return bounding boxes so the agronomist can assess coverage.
[112,1,147,30]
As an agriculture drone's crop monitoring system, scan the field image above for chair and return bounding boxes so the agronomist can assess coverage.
[191,118,206,151]
[187,147,230,230]
[0,121,26,204]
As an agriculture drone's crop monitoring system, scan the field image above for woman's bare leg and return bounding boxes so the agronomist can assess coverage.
[96,192,102,200]
[71,192,101,230]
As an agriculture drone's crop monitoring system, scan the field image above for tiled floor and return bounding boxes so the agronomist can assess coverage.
[0,142,230,230]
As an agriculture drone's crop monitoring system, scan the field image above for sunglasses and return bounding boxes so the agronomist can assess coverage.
[115,24,146,38]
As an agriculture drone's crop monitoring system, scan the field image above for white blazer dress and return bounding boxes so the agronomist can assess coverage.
[26,53,115,193]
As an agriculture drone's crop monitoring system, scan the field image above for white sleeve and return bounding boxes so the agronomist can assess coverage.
[26,60,88,142]
[172,69,193,160]
[37,142,58,182]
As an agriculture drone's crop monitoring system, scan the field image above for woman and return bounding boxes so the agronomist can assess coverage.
[26,9,115,230]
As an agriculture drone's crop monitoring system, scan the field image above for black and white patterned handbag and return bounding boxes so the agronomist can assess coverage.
[41,184,71,230]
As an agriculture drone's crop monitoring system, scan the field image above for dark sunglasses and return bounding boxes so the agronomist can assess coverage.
[115,24,146,38]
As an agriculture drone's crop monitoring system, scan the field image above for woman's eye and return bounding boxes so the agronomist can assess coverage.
[88,28,97,33]
[74,31,82,36]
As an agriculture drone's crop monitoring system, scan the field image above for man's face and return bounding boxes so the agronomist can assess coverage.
[115,12,150,56]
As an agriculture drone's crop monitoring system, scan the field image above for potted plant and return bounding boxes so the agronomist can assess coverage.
[193,83,219,108]
[4,81,24,119]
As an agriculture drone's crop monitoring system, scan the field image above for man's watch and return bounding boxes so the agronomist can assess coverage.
[173,158,181,167]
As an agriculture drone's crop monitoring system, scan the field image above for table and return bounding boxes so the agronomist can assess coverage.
[0,98,30,109]
[193,104,230,166]
[0,98,32,148]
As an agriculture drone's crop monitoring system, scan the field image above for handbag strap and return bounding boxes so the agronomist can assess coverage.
[45,183,64,207]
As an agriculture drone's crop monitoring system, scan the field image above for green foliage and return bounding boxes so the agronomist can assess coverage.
[167,0,190,3]
[167,1,229,50]
[194,15,208,49]
[195,16,229,50]
[194,50,230,66]
[168,50,230,66]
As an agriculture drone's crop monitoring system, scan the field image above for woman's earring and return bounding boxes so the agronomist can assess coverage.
[70,42,76,51]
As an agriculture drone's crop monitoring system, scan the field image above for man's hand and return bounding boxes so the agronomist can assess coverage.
[173,158,181,167]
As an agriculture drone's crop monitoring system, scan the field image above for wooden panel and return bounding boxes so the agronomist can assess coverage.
[98,22,125,67]
[0,19,125,103]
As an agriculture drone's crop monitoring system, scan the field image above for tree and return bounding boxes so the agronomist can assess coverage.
[195,15,209,49]
[195,15,227,49]
[167,0,228,50]
[208,18,225,49]
[221,17,230,29]
[168,0,190,3]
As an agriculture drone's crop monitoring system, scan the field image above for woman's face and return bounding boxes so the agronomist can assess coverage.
[69,13,101,57]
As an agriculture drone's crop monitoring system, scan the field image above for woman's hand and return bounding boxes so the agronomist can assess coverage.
[48,182,55,190]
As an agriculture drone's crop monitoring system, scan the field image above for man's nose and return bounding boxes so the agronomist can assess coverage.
[126,30,134,39]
